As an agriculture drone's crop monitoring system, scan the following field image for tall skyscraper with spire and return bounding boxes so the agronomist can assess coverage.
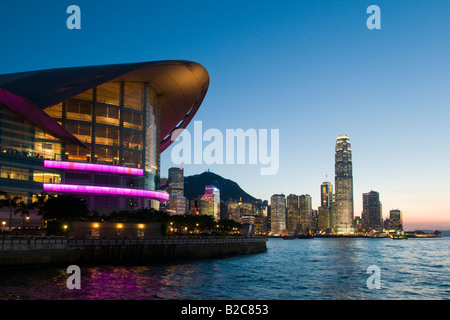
[334,135,354,233]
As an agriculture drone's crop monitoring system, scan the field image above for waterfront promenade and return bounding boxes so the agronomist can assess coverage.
[0,236,268,270]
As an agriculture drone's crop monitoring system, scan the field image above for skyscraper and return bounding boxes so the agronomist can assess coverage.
[334,135,354,234]
[362,191,383,231]
[167,167,184,197]
[321,181,333,208]
[270,194,286,235]
[318,181,333,232]
[299,194,312,234]
[168,196,188,215]
[167,167,186,214]
[286,194,300,234]
[389,209,403,231]
[204,185,220,221]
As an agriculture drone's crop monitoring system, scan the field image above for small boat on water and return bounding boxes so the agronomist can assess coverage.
[282,235,295,240]
[389,230,407,240]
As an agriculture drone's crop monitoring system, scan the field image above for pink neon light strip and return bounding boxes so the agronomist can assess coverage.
[43,183,169,203]
[44,160,143,176]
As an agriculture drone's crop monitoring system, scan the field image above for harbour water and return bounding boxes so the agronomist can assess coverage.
[0,237,448,300]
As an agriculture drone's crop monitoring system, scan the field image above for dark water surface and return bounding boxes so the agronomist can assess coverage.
[0,237,449,300]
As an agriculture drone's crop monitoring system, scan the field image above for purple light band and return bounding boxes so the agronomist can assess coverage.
[43,183,169,203]
[44,160,143,176]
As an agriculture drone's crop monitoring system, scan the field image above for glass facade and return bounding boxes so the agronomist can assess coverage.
[0,60,209,223]
[334,135,354,234]
[44,81,160,192]
[41,81,162,212]
[389,209,403,231]
[286,194,300,233]
[167,167,184,197]
[362,191,383,231]
[0,104,63,205]
[204,185,220,221]
[299,194,312,234]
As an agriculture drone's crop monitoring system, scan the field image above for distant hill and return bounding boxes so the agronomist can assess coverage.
[184,171,256,203]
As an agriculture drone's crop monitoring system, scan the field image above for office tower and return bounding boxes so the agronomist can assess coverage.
[334,135,354,233]
[362,191,383,231]
[199,199,210,215]
[227,202,241,222]
[321,181,333,208]
[0,61,208,218]
[286,194,300,233]
[270,194,286,235]
[354,216,363,232]
[227,201,253,224]
[167,167,185,214]
[383,218,391,230]
[204,185,220,221]
[254,204,269,235]
[299,194,312,234]
[168,196,188,215]
[168,167,184,197]
[389,209,403,230]
[318,207,331,232]
[318,181,333,232]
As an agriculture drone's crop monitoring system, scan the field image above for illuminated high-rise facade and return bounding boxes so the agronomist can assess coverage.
[204,185,220,221]
[286,194,300,233]
[318,181,333,232]
[168,167,184,197]
[362,190,382,231]
[320,181,333,208]
[270,194,286,235]
[299,194,312,234]
[0,61,209,219]
[389,209,403,231]
[334,135,354,234]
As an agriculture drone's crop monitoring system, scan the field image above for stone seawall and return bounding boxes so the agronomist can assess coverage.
[0,237,268,270]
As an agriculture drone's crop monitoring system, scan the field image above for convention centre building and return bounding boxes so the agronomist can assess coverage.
[0,60,209,218]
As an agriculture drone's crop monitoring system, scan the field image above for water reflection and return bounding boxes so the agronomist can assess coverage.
[0,238,449,300]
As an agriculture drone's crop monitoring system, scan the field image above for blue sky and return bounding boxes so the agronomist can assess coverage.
[1,0,449,229]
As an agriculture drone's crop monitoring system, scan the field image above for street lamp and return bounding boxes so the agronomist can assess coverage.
[2,221,5,232]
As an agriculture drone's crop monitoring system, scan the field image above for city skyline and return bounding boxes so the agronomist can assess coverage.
[162,134,422,234]
[163,133,444,232]
[0,1,449,230]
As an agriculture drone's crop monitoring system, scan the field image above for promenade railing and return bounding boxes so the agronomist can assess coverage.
[0,236,268,252]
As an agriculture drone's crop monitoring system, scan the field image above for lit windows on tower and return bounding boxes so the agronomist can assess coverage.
[204,185,220,221]
[333,134,354,234]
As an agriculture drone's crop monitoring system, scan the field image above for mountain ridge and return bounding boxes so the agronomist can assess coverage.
[184,171,257,203]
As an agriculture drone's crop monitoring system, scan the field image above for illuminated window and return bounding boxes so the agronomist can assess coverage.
[124,82,143,111]
[0,166,29,181]
[33,171,61,183]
